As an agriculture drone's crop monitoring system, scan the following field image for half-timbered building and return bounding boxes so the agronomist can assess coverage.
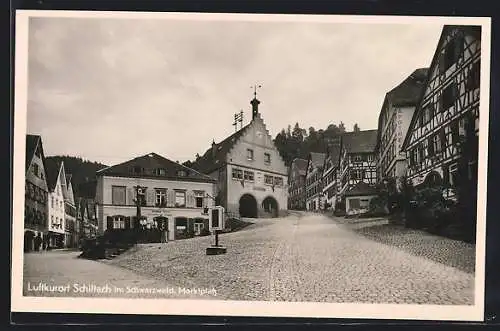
[288,158,308,210]
[375,68,428,187]
[24,135,49,252]
[338,130,378,215]
[401,25,481,198]
[305,152,326,211]
[321,143,341,211]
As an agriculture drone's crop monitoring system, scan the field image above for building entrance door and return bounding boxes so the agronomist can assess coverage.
[239,194,258,218]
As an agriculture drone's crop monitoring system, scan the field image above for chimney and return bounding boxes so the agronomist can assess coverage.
[251,97,260,120]
[211,139,217,158]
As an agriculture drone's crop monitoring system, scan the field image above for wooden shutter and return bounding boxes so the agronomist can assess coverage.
[127,187,135,205]
[186,191,195,208]
[167,190,175,207]
[146,189,155,207]
[125,216,130,229]
[106,216,113,230]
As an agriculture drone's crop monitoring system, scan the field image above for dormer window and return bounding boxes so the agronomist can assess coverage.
[154,168,166,176]
[133,166,143,174]
[247,149,254,161]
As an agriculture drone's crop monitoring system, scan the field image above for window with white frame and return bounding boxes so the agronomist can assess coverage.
[175,191,186,207]
[232,168,243,180]
[264,175,274,185]
[274,177,283,186]
[247,149,254,161]
[244,170,254,181]
[155,188,167,207]
[194,190,205,208]
[113,216,126,229]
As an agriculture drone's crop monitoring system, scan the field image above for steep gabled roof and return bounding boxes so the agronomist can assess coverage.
[401,25,481,151]
[308,152,326,170]
[191,123,251,174]
[341,129,378,154]
[375,68,429,152]
[97,152,216,183]
[25,135,39,172]
[387,68,429,106]
[344,181,378,197]
[44,158,62,192]
[325,143,342,168]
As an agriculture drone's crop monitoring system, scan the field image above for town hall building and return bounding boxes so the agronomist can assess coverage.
[191,94,288,218]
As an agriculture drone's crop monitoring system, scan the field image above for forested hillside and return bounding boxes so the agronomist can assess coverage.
[44,155,107,198]
[183,122,363,168]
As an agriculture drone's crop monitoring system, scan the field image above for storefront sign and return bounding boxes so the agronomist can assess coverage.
[151,209,172,216]
[253,187,266,191]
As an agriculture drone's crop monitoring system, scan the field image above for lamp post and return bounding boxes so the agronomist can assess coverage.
[382,178,389,214]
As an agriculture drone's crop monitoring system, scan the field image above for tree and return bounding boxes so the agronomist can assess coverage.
[292,122,304,143]
[454,114,479,243]
[353,123,360,132]
[183,160,194,168]
[339,122,346,133]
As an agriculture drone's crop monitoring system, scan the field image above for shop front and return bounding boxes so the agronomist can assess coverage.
[101,206,211,242]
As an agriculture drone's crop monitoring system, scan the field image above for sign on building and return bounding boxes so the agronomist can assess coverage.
[209,206,225,232]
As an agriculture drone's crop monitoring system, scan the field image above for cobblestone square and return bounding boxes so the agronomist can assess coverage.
[23,212,475,304]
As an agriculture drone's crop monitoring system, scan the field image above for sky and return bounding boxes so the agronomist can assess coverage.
[26,14,443,166]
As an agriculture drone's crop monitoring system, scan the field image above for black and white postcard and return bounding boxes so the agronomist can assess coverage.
[12,10,491,321]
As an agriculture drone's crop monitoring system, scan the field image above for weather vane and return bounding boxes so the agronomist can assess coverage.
[251,84,262,98]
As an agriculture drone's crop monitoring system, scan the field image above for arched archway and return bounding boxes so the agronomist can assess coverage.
[262,196,279,218]
[239,194,258,218]
[424,171,443,188]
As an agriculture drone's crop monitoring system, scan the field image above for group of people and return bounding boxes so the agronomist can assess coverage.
[33,233,50,252]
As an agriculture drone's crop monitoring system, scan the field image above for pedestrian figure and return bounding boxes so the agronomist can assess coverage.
[34,233,42,252]
[43,235,49,251]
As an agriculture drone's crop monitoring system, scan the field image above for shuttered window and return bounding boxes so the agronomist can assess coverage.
[111,186,126,205]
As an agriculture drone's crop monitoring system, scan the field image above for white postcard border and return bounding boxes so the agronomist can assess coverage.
[12,10,491,322]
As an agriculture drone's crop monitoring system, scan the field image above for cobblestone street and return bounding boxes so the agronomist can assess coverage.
[23,211,475,304]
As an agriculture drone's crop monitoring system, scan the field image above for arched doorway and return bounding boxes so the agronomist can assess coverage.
[424,171,443,188]
[24,231,34,252]
[262,196,279,218]
[239,194,258,218]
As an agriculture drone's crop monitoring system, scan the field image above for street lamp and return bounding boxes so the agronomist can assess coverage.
[382,178,389,214]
